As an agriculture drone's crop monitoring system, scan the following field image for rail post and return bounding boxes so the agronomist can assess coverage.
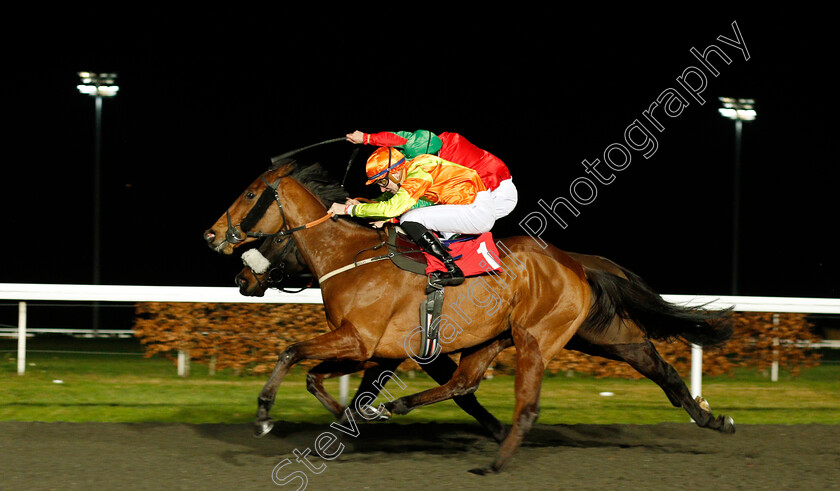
[690,343,702,398]
[339,374,349,405]
[17,301,26,375]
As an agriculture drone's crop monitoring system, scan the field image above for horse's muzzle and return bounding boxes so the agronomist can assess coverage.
[235,272,265,297]
[203,229,233,254]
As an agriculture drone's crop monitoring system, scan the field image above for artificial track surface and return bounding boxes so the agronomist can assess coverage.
[2,421,838,489]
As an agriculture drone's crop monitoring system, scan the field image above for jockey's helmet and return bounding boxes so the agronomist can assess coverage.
[365,147,408,185]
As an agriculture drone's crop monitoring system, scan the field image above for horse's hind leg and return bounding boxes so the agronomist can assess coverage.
[421,350,509,443]
[609,340,735,434]
[307,350,507,441]
[337,358,403,422]
[338,355,507,440]
[383,336,512,443]
[306,360,377,418]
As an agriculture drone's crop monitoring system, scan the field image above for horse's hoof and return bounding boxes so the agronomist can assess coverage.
[254,420,274,438]
[375,406,392,421]
[355,405,392,421]
[468,466,496,476]
[721,415,736,434]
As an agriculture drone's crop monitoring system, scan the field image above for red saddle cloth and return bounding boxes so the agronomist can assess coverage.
[424,232,504,277]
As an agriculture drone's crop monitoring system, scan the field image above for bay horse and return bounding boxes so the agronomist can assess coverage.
[236,235,509,442]
[204,160,733,473]
[237,228,736,439]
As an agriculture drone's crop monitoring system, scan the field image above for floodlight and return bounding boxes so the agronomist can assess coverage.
[77,71,119,97]
[718,97,756,121]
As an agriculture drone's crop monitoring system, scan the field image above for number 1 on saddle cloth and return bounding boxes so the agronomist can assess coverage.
[416,232,504,359]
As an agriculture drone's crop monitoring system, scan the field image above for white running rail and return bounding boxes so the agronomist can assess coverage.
[3,283,839,395]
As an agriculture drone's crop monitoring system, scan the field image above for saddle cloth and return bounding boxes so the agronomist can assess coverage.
[387,227,503,277]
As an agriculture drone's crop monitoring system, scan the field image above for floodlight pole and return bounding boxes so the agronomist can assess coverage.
[78,72,118,333]
[718,97,755,296]
[93,93,103,291]
[731,117,742,296]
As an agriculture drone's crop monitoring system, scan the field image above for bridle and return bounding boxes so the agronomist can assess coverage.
[266,250,315,294]
[223,170,333,246]
[222,137,425,291]
[247,234,315,294]
[224,171,285,245]
[224,167,333,294]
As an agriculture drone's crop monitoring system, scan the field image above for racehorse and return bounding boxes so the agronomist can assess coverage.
[204,159,733,473]
[237,227,736,438]
[236,235,510,442]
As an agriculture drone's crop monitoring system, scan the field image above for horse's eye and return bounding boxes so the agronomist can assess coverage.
[245,191,256,199]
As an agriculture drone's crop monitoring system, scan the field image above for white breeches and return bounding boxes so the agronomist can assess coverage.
[400,179,518,237]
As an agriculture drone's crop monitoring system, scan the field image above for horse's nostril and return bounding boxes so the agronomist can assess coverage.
[204,230,216,243]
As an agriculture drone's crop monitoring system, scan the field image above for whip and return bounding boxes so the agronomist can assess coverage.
[270,137,346,164]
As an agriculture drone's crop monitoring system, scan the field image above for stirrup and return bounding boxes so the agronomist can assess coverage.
[419,288,445,359]
[426,274,445,294]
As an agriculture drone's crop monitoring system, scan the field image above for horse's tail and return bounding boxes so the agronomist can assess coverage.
[584,268,733,346]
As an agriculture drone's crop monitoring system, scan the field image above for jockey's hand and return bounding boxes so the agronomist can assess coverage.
[345,198,361,206]
[371,221,386,229]
[328,203,348,216]
[345,131,365,144]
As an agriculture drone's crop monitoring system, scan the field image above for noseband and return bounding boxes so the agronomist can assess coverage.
[224,174,287,244]
[228,169,327,294]
[244,234,315,294]
[266,252,315,294]
[223,168,334,247]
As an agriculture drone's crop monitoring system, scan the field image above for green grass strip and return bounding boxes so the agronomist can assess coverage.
[2,347,838,425]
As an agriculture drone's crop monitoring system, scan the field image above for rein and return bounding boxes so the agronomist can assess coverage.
[267,212,334,239]
[222,135,410,288]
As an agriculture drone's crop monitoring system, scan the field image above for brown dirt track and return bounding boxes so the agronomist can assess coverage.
[2,421,839,490]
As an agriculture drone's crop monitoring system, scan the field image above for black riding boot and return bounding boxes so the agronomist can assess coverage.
[401,221,465,287]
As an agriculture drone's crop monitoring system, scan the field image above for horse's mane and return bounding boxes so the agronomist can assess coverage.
[270,158,348,206]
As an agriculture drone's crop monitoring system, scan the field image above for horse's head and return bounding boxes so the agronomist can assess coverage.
[204,163,296,255]
[203,160,348,255]
[235,235,312,296]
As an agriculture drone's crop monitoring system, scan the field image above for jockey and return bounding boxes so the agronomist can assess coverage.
[345,129,518,222]
[328,146,492,287]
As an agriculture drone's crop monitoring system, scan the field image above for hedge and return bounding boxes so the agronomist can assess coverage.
[133,303,821,378]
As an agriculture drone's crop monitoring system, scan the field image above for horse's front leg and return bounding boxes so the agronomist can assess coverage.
[305,360,372,418]
[472,327,544,475]
[255,324,368,437]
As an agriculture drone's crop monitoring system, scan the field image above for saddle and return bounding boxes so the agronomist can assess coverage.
[386,226,428,275]
[386,227,503,278]
[385,226,504,359]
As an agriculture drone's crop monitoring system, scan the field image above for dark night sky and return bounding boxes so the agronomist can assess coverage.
[2,11,837,314]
